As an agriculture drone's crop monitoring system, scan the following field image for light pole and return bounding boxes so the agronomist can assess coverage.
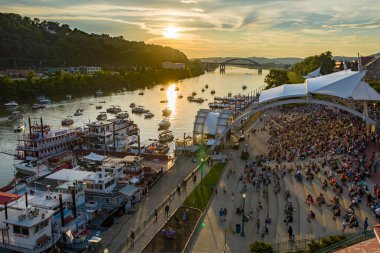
[200,158,204,189]
[245,144,248,167]
[240,193,246,237]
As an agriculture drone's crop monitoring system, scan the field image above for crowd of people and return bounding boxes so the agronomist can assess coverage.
[230,105,380,242]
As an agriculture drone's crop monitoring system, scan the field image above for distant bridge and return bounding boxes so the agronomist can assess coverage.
[202,58,261,73]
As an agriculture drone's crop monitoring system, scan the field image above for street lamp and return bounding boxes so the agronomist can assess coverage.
[240,193,246,237]
[245,144,248,167]
[200,158,204,189]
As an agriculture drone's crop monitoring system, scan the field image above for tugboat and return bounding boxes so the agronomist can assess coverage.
[61,116,74,126]
[9,111,24,121]
[97,112,107,120]
[162,108,172,116]
[4,101,18,108]
[158,119,171,129]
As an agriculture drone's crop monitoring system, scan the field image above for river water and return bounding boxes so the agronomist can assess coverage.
[0,67,268,186]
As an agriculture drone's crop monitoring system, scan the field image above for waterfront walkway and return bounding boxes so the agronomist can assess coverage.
[101,156,211,253]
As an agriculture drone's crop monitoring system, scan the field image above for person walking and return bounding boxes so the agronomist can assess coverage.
[130,229,135,246]
[215,187,218,197]
[288,225,293,242]
[223,208,228,221]
[256,218,261,234]
[154,208,158,222]
[364,217,369,231]
[164,204,170,218]
[219,208,224,221]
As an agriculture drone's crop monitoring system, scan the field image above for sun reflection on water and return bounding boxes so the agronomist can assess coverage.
[166,84,177,116]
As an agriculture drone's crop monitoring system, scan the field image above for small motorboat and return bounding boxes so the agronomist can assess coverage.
[96,90,103,97]
[187,95,194,101]
[192,91,197,96]
[205,84,209,89]
[61,117,74,126]
[31,104,45,110]
[144,112,154,119]
[201,88,205,92]
[160,100,168,103]
[160,87,165,91]
[74,109,83,116]
[4,101,18,108]
[116,111,129,119]
[130,103,136,108]
[65,94,72,100]
[132,106,146,114]
[242,85,247,90]
[138,91,144,95]
[9,111,23,121]
[192,97,205,103]
[162,108,172,116]
[96,105,102,110]
[99,101,106,103]
[39,97,51,104]
[228,92,232,97]
[158,119,171,129]
[97,112,107,121]
[14,124,25,133]
[159,130,174,143]
[175,87,179,91]
[106,105,122,114]
[211,89,216,95]
[178,94,183,99]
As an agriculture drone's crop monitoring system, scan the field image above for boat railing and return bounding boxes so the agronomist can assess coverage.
[16,136,78,150]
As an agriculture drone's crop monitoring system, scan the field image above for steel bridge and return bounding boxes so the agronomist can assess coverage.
[202,58,261,73]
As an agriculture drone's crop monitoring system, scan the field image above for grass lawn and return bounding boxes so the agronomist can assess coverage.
[183,163,226,211]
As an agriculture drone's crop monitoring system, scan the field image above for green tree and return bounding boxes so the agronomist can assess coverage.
[264,69,289,89]
[292,51,335,76]
[250,241,274,253]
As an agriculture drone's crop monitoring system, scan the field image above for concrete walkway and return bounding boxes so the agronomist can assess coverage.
[101,156,206,252]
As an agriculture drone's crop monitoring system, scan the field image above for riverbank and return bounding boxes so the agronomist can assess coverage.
[0,61,205,103]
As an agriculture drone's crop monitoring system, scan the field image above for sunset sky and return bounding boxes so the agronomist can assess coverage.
[2,0,380,58]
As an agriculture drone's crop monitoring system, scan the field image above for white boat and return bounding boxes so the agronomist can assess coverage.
[159,130,174,142]
[73,109,83,116]
[14,124,25,133]
[61,117,74,126]
[9,111,24,120]
[144,112,154,119]
[4,101,18,108]
[65,94,72,100]
[106,105,122,113]
[39,97,51,104]
[116,111,129,119]
[162,108,172,116]
[158,119,171,129]
[31,103,45,110]
[97,112,107,120]
[96,90,104,97]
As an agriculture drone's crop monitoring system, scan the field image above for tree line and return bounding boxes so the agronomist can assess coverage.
[0,13,189,69]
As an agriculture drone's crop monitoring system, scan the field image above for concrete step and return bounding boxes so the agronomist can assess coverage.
[292,175,312,239]
[283,174,300,240]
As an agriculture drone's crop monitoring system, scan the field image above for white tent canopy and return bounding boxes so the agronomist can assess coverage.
[259,70,380,103]
[259,83,307,103]
[303,67,321,79]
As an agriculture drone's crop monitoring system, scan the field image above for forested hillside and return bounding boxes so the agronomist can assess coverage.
[0,13,188,69]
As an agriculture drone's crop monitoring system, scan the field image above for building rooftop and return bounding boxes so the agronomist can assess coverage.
[46,169,94,182]
[4,208,55,228]
[0,192,21,204]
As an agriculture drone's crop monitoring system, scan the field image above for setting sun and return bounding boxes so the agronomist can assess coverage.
[163,26,178,39]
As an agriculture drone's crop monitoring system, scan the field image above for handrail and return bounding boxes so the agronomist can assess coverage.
[316,230,374,253]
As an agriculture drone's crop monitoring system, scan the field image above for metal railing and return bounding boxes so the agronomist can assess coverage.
[271,231,374,253]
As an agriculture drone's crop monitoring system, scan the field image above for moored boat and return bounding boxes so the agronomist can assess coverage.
[106,105,122,113]
[130,103,136,108]
[116,111,129,119]
[242,85,247,89]
[138,91,144,95]
[96,89,104,97]
[97,112,107,120]
[9,111,24,121]
[144,112,154,119]
[96,105,102,109]
[162,108,172,116]
[4,101,18,108]
[39,97,51,104]
[31,103,45,110]
[159,130,174,143]
[61,116,74,126]
[211,89,216,95]
[158,118,171,129]
[14,124,25,133]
